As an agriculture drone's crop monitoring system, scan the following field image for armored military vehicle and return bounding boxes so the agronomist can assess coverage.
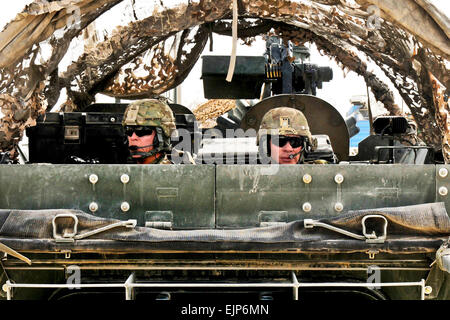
[0,0,449,301]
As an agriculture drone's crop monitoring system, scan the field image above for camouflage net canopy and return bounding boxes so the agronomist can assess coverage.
[0,0,448,161]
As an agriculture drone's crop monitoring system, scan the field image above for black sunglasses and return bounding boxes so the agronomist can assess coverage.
[270,135,304,148]
[124,126,155,137]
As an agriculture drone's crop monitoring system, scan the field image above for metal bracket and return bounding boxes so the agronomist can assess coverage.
[53,213,136,242]
[367,249,380,260]
[60,250,72,259]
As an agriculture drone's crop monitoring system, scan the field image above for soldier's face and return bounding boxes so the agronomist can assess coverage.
[269,135,303,164]
[127,129,156,158]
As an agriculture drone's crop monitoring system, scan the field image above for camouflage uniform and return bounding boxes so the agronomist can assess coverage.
[257,107,317,163]
[123,99,194,164]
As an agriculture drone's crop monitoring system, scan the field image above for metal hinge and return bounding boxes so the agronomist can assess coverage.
[258,211,287,227]
[145,211,173,229]
[145,221,173,229]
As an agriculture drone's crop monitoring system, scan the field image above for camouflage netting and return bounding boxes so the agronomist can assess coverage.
[193,99,238,128]
[0,0,448,161]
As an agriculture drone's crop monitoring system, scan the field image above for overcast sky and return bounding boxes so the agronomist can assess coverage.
[1,0,448,116]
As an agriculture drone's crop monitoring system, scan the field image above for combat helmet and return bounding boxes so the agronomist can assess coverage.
[122,99,177,158]
[257,107,317,158]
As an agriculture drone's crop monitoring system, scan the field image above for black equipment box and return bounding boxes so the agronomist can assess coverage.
[26,103,199,164]
[26,112,129,164]
[202,56,266,99]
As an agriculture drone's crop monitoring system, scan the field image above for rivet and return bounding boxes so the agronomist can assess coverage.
[121,202,130,212]
[110,117,116,123]
[89,202,98,213]
[302,202,312,212]
[424,286,433,295]
[334,202,344,212]
[89,174,98,184]
[120,174,130,184]
[303,174,312,184]
[438,186,448,196]
[334,174,344,184]
[439,168,448,178]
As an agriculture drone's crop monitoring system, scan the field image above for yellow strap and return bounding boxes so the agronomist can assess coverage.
[0,242,31,265]
[226,0,238,82]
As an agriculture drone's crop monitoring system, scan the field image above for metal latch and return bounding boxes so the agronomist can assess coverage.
[53,213,136,242]
[64,126,80,142]
[145,211,173,229]
[145,221,173,229]
[259,211,288,227]
[304,214,388,243]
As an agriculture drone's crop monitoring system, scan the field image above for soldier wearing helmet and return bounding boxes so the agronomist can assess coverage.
[122,99,191,164]
[257,107,317,164]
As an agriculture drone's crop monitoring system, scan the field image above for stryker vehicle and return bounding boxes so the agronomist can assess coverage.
[0,2,449,302]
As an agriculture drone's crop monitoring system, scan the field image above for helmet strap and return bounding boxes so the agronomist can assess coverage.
[297,139,312,164]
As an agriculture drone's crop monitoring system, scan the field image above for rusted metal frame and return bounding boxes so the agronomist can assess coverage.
[1,259,431,269]
[0,255,432,270]
[4,266,431,272]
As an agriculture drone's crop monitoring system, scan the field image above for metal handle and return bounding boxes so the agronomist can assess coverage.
[362,215,388,243]
[304,219,366,241]
[304,214,388,244]
[74,220,137,240]
[53,213,136,242]
[52,214,79,243]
